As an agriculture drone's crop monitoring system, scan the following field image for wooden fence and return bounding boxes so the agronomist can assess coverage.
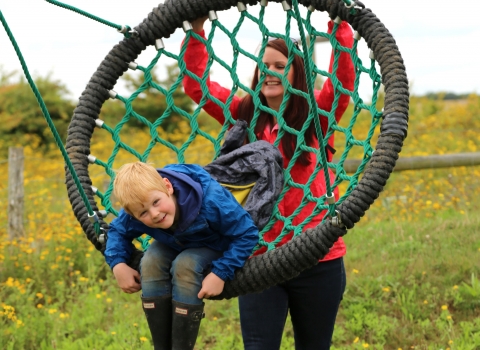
[341,152,480,173]
[5,147,480,239]
[7,147,24,239]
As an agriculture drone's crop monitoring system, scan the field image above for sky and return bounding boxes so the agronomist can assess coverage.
[1,0,479,102]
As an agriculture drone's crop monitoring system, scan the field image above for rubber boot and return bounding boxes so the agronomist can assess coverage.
[171,300,205,350]
[142,295,172,350]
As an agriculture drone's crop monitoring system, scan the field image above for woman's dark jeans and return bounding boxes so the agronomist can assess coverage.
[239,257,346,350]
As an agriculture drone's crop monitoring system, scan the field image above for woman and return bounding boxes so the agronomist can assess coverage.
[183,16,354,350]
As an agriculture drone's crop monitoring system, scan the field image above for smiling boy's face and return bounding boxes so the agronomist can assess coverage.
[129,178,178,229]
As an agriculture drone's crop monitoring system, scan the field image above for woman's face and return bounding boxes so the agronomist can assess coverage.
[258,46,295,111]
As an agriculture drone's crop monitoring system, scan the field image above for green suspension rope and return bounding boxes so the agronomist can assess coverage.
[45,0,136,38]
[0,9,101,236]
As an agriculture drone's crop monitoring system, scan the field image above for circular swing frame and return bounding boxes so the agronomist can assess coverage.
[65,0,409,300]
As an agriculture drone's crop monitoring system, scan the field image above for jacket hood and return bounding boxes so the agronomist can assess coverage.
[158,167,203,233]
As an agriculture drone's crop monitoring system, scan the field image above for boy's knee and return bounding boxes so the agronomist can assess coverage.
[171,255,204,283]
[141,249,170,278]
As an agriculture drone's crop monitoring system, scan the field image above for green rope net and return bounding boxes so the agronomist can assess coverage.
[88,4,381,251]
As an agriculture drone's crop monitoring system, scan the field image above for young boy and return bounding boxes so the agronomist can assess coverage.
[104,161,259,350]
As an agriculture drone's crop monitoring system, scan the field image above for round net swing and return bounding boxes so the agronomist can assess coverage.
[65,0,409,300]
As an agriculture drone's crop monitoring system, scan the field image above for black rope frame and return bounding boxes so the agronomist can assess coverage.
[65,0,409,300]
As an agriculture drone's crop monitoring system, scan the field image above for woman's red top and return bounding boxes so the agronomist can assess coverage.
[183,21,354,261]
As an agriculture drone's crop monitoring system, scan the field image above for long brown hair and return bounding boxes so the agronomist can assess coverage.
[236,39,317,165]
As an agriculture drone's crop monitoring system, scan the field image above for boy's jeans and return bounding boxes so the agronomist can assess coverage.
[140,240,223,305]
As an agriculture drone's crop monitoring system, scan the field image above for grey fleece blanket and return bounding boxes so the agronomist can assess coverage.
[204,120,284,230]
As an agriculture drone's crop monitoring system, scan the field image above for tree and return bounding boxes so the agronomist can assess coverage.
[0,71,74,153]
[116,63,195,133]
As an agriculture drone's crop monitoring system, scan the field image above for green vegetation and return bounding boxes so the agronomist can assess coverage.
[0,68,479,348]
[0,70,74,153]
[1,185,478,349]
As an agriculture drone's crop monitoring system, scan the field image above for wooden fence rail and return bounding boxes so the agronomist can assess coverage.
[4,148,480,239]
[342,152,480,173]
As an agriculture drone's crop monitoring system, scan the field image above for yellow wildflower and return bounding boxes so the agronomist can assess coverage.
[5,278,15,287]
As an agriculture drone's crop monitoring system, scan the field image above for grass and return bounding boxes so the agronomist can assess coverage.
[335,211,480,349]
[1,193,479,349]
[1,95,480,349]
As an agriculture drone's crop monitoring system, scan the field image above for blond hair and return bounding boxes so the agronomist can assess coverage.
[113,162,169,216]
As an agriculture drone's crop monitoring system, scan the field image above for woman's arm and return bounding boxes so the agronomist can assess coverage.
[316,20,355,123]
[182,19,241,124]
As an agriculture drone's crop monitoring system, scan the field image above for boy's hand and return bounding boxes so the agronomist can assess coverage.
[112,263,141,294]
[198,272,225,299]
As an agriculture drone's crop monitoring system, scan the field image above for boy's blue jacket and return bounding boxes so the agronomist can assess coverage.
[104,164,259,281]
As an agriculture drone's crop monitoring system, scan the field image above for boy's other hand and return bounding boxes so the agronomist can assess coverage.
[112,263,142,294]
[198,272,225,299]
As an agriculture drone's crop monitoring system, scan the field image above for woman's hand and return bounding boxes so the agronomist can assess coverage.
[197,272,225,299]
[191,15,208,33]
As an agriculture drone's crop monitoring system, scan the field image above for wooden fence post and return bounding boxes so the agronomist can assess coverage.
[8,147,24,239]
